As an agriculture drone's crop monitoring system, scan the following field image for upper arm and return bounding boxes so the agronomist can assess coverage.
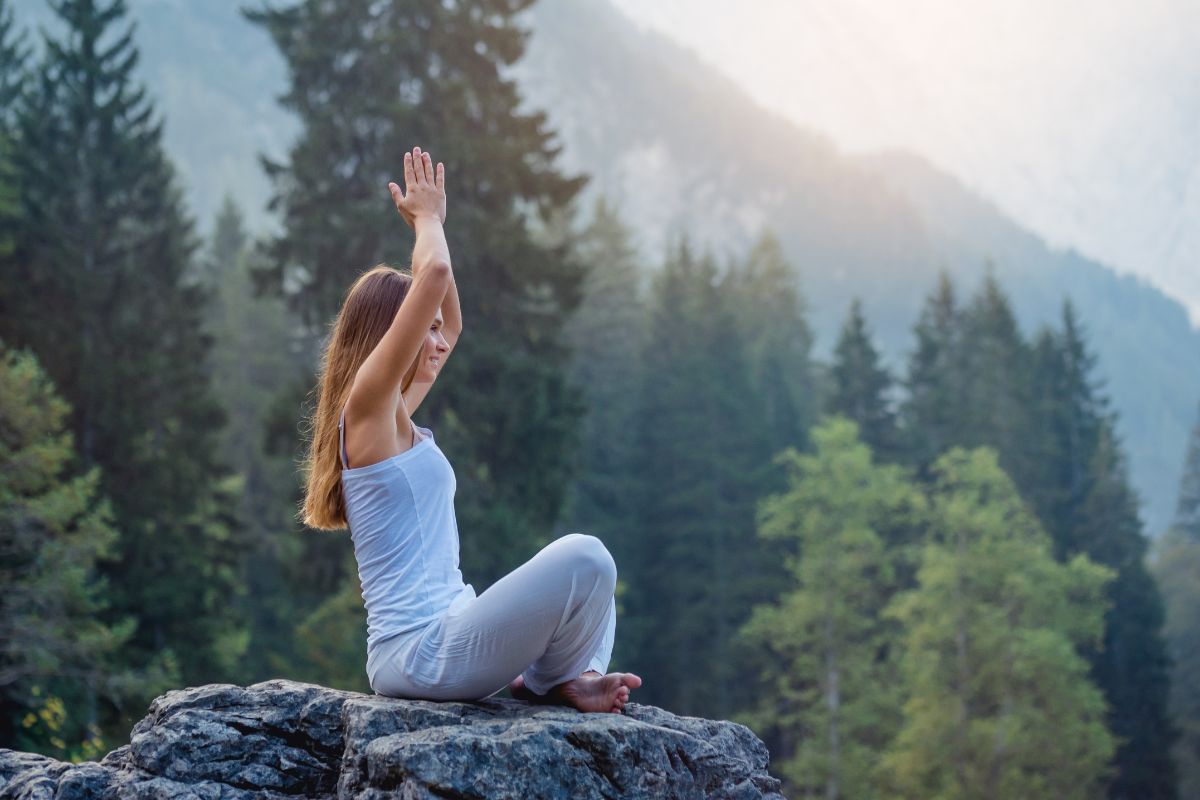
[349,262,452,418]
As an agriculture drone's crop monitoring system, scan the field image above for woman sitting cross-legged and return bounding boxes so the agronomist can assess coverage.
[299,145,642,713]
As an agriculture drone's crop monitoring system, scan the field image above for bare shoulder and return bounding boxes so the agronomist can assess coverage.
[342,389,417,469]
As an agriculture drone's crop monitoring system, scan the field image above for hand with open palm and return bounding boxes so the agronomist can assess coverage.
[389,146,446,228]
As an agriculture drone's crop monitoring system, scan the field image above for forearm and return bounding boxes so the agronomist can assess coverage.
[411,215,451,272]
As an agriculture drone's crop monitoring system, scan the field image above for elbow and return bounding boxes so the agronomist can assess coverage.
[424,259,452,276]
[414,258,451,279]
[414,259,452,287]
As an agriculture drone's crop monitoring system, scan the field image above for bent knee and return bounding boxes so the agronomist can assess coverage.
[564,532,617,586]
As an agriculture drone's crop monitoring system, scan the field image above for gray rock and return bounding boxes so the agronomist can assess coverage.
[0,679,784,799]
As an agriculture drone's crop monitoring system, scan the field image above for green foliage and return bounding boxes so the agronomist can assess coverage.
[1025,299,1107,559]
[900,275,1180,799]
[17,686,106,763]
[0,128,15,265]
[725,228,821,455]
[244,0,590,604]
[0,0,23,262]
[1074,424,1179,798]
[902,267,1040,484]
[1028,302,1180,799]
[828,297,900,462]
[1149,527,1200,800]
[1173,400,1200,541]
[900,269,965,474]
[734,416,923,798]
[194,194,312,682]
[0,0,250,743]
[0,0,26,121]
[880,446,1117,800]
[553,195,646,669]
[291,553,370,693]
[1154,401,1200,800]
[956,268,1038,481]
[621,233,791,719]
[0,341,161,753]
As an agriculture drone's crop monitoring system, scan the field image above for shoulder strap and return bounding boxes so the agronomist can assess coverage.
[338,407,350,469]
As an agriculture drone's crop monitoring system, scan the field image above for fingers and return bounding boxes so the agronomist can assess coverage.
[413,146,431,185]
[397,147,442,197]
[403,150,416,192]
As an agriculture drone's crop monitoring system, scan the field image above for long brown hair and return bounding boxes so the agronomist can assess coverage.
[301,264,423,530]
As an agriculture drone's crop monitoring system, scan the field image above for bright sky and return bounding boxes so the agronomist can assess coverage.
[608,0,1200,326]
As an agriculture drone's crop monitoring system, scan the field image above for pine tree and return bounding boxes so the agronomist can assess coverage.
[1025,299,1180,798]
[899,269,966,475]
[1173,400,1200,540]
[1150,526,1200,800]
[957,268,1037,482]
[726,228,820,456]
[0,0,249,718]
[556,194,644,535]
[0,340,150,755]
[1025,300,1106,559]
[0,0,25,263]
[244,0,591,589]
[624,234,780,719]
[829,297,900,462]
[0,0,26,125]
[553,194,646,672]
[0,122,14,269]
[1074,423,1179,799]
[735,416,923,799]
[196,194,307,682]
[881,446,1117,800]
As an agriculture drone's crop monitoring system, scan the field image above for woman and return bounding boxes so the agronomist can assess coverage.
[301,145,642,713]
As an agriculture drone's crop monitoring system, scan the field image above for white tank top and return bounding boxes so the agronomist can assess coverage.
[338,408,476,660]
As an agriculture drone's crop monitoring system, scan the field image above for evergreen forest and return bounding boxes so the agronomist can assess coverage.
[1,2,1198,798]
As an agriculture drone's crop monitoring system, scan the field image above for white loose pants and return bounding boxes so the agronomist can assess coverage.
[368,533,617,701]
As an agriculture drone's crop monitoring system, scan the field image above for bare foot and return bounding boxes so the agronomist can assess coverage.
[509,670,642,713]
[554,670,642,713]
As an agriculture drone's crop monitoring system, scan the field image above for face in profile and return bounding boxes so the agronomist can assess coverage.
[412,308,450,384]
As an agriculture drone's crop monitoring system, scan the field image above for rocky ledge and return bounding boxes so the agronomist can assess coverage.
[0,679,784,799]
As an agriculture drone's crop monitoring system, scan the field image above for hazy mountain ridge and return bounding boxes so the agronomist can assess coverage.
[514,0,1200,537]
[604,0,1200,326]
[863,148,1200,533]
[8,0,1198,536]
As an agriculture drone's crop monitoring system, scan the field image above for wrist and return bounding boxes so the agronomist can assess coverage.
[413,213,442,226]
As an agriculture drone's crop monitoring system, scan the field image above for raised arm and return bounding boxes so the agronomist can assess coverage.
[392,147,457,342]
[349,147,451,418]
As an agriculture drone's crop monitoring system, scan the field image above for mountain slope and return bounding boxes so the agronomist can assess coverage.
[9,0,1197,535]
[512,0,1200,536]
